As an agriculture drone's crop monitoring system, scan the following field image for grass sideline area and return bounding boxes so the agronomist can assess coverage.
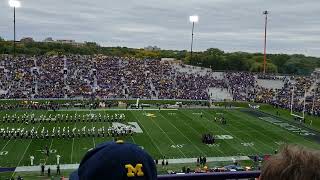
[259,104,320,132]
[0,106,319,179]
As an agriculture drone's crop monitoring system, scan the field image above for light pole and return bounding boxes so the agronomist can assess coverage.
[9,0,21,57]
[263,11,268,74]
[189,15,199,63]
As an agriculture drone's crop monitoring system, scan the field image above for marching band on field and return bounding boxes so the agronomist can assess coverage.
[0,113,135,139]
[1,113,126,124]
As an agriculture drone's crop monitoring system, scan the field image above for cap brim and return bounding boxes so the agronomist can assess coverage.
[70,169,79,180]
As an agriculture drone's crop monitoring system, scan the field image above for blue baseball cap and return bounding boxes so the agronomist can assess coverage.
[70,140,157,180]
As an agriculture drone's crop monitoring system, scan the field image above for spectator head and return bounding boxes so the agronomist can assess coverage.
[70,140,157,180]
[260,145,320,180]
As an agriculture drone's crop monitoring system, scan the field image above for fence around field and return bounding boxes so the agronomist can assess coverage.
[0,168,261,180]
[158,171,261,180]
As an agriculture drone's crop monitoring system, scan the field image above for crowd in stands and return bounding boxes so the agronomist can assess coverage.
[2,55,320,115]
[0,55,225,100]
[225,72,255,101]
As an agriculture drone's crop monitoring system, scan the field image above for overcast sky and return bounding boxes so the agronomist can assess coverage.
[1,0,320,56]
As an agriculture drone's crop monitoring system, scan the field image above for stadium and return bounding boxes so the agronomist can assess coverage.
[1,0,320,180]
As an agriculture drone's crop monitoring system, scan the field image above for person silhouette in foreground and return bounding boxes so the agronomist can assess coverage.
[260,145,320,180]
[70,140,157,180]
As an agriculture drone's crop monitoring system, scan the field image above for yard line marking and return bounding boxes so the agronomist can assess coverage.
[225,111,277,150]
[157,112,207,156]
[11,119,43,179]
[130,136,136,144]
[103,110,115,142]
[71,138,75,163]
[44,138,55,164]
[9,110,44,166]
[187,110,239,155]
[201,110,263,155]
[70,116,78,164]
[178,111,226,156]
[130,111,165,158]
[15,139,33,166]
[117,110,136,144]
[0,119,25,151]
[90,110,96,148]
[49,138,54,151]
[235,111,320,150]
[0,140,11,152]
[212,110,267,154]
[142,110,187,158]
[0,124,25,167]
[91,121,96,148]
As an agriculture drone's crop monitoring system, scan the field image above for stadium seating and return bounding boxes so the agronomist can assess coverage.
[1,55,320,115]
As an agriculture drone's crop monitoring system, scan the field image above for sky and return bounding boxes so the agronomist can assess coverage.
[1,0,320,57]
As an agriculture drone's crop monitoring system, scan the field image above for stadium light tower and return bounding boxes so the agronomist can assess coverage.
[263,11,269,74]
[189,15,199,62]
[9,0,21,57]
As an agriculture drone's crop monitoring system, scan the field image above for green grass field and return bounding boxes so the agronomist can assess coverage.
[259,104,320,132]
[0,108,319,170]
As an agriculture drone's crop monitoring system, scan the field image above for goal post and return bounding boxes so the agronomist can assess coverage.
[290,86,306,120]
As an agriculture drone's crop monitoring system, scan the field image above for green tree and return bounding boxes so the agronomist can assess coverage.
[46,50,59,56]
[225,53,249,71]
[269,54,290,73]
[249,62,277,73]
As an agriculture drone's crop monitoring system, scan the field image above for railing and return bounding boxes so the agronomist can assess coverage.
[0,168,260,179]
[158,171,261,180]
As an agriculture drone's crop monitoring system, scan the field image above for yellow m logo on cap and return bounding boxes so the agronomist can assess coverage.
[125,164,144,177]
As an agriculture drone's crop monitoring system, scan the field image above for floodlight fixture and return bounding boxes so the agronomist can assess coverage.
[9,0,21,8]
[189,15,199,23]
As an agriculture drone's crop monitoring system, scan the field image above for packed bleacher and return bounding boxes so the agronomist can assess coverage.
[0,55,226,100]
[1,55,320,115]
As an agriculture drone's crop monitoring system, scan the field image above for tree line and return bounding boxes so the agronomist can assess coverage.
[0,37,318,75]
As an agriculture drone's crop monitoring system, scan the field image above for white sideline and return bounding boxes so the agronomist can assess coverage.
[14,156,250,172]
[53,108,178,111]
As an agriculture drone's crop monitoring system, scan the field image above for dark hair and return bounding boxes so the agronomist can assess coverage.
[260,145,320,180]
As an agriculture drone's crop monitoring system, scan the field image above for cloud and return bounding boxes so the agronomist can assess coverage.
[0,0,320,56]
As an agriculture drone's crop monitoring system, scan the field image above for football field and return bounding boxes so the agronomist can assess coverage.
[0,108,320,168]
